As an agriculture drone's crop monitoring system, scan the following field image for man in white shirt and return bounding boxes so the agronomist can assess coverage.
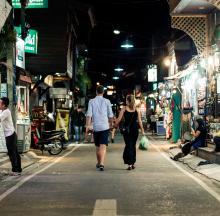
[86,85,114,171]
[0,97,22,175]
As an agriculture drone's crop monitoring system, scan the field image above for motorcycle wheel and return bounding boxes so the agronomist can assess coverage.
[48,139,63,155]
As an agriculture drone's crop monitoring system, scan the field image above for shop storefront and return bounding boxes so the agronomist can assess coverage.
[180,64,207,116]
[158,82,173,138]
[16,74,32,153]
[49,88,71,141]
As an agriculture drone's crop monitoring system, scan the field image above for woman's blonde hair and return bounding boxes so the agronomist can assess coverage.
[126,94,135,110]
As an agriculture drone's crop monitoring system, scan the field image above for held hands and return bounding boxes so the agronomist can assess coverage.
[113,121,119,129]
[109,123,116,131]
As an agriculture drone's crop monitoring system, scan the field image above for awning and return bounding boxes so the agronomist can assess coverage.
[164,71,181,80]
[19,75,32,84]
[164,65,195,80]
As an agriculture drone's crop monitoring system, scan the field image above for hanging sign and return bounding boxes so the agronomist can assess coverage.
[12,0,48,9]
[0,83,7,97]
[15,27,38,54]
[148,65,157,82]
[153,83,157,91]
[16,37,25,69]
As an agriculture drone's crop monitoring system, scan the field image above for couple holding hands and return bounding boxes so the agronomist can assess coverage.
[86,85,145,171]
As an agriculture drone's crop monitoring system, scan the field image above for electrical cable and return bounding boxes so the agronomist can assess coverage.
[87,31,197,55]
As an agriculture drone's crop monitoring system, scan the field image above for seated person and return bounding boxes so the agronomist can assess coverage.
[184,118,206,155]
[174,118,206,160]
[193,117,206,142]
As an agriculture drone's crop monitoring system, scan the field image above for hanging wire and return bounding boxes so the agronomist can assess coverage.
[87,33,189,54]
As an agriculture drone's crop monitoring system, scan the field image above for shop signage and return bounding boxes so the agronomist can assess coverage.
[12,0,48,9]
[148,65,157,82]
[32,106,46,120]
[56,109,70,141]
[153,83,157,91]
[0,83,7,97]
[49,88,67,99]
[15,27,38,54]
[16,37,25,69]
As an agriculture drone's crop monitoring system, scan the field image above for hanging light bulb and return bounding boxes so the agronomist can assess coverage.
[121,39,134,49]
[112,76,119,80]
[113,29,120,35]
[114,67,124,72]
[163,57,171,67]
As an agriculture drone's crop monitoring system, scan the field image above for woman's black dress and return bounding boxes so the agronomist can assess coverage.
[122,110,139,165]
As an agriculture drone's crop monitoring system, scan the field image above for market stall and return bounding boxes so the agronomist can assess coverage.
[49,88,71,141]
[16,81,31,153]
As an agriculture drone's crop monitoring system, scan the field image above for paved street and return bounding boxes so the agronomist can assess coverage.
[1,135,220,216]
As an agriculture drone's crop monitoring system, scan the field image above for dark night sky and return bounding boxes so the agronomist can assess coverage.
[77,0,171,89]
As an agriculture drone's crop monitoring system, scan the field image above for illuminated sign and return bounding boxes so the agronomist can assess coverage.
[16,37,25,69]
[12,0,48,9]
[153,83,157,90]
[148,65,157,82]
[15,27,38,54]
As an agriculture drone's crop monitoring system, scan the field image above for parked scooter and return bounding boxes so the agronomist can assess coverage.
[31,123,66,155]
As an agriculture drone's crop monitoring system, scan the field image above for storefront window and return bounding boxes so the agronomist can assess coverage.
[17,86,29,119]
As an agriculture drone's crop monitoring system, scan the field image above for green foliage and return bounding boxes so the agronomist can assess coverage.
[0,24,16,60]
[75,57,92,97]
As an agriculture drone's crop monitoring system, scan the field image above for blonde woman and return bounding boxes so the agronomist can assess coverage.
[115,95,145,170]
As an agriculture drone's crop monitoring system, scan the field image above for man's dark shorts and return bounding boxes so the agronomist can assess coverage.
[93,129,109,147]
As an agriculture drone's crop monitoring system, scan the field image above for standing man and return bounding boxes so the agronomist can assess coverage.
[0,97,22,176]
[72,105,85,143]
[86,85,114,171]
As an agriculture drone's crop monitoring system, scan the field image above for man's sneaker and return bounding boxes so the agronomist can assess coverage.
[99,165,104,171]
[96,163,100,169]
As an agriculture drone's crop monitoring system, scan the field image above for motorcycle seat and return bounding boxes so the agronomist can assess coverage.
[37,140,51,145]
[42,130,65,135]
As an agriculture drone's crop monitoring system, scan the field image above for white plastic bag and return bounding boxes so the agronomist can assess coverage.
[139,136,149,150]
